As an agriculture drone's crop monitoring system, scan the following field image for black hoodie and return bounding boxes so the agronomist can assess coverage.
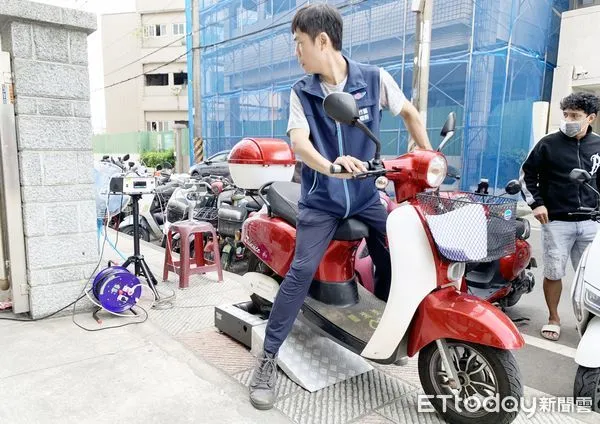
[520,126,600,221]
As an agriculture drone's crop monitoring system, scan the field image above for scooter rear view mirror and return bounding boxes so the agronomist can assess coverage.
[440,112,456,137]
[123,154,130,162]
[323,92,359,125]
[504,179,521,195]
[570,168,592,184]
[323,92,382,164]
[437,112,457,153]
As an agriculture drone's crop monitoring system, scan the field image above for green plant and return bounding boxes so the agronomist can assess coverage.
[140,150,175,168]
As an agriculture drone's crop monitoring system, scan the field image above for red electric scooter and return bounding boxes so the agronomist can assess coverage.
[240,93,524,424]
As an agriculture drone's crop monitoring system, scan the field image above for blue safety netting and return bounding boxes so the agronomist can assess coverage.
[189,0,569,191]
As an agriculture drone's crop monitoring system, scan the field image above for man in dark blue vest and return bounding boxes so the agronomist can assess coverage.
[249,4,432,410]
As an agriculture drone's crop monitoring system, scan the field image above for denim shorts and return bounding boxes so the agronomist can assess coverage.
[542,220,598,280]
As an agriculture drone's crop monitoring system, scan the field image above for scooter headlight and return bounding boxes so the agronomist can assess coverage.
[584,285,600,316]
[426,155,448,188]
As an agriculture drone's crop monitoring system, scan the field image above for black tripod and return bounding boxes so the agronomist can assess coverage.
[122,193,161,302]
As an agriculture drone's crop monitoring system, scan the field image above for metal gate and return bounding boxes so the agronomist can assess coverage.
[0,51,29,313]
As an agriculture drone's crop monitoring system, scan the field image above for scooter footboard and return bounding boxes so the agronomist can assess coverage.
[407,287,524,356]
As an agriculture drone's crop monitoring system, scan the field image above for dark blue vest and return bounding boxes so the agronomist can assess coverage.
[292,57,382,218]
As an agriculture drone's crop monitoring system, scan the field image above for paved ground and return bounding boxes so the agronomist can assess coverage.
[2,228,599,424]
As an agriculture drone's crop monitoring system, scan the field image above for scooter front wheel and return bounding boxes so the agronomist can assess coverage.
[418,340,522,424]
[574,365,600,412]
[122,226,150,242]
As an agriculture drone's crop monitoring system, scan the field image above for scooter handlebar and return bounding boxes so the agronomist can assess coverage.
[329,162,371,175]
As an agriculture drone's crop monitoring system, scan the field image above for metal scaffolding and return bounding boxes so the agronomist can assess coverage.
[190,0,569,190]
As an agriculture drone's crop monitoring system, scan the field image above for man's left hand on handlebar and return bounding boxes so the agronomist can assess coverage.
[331,155,368,177]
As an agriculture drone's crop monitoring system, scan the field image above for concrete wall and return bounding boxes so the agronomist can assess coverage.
[0,0,97,317]
[550,5,600,133]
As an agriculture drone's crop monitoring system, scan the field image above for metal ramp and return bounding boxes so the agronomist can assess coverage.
[215,302,373,392]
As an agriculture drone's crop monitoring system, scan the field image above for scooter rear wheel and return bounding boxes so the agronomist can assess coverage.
[418,340,522,424]
[574,366,600,412]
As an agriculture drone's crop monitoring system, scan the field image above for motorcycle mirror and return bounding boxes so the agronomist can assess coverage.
[323,92,383,163]
[437,112,456,152]
[570,168,592,184]
[128,161,135,168]
[102,155,109,160]
[440,112,456,137]
[123,154,130,162]
[323,92,359,125]
[504,179,521,195]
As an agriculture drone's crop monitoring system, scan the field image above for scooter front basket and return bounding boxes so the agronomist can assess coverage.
[416,192,517,262]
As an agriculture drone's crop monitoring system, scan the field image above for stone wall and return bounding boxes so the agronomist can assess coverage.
[0,1,97,317]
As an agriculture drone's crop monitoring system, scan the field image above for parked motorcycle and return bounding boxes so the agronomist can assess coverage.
[241,93,524,424]
[216,185,264,272]
[568,167,600,413]
[355,115,536,309]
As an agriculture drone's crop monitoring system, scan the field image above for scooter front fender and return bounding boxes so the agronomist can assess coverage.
[575,315,600,368]
[407,287,524,356]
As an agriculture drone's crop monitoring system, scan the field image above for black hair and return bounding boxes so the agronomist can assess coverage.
[291,4,343,51]
[560,92,600,116]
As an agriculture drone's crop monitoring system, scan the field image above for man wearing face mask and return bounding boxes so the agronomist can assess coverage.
[521,92,600,341]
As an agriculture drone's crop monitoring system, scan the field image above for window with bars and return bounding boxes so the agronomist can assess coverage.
[144,24,167,37]
[172,23,185,36]
[146,121,171,132]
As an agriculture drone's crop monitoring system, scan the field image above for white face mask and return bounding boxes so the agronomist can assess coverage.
[560,118,585,137]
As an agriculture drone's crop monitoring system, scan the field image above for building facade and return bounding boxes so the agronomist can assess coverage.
[102,0,188,134]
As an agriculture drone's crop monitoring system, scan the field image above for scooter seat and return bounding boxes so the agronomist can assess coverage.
[267,181,369,241]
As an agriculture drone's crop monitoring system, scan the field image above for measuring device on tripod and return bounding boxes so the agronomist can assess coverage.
[90,173,167,319]
[110,175,156,195]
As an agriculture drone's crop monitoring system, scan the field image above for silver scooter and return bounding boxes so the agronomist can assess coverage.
[568,168,600,413]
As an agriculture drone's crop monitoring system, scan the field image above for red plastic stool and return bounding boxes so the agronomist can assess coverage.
[163,220,224,289]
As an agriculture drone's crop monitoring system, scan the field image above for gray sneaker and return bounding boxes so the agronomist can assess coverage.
[249,351,278,410]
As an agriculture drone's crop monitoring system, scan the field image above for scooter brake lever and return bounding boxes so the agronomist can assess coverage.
[352,169,387,179]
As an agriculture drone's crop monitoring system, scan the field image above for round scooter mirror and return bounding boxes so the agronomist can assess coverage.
[323,92,359,125]
[570,168,592,184]
[123,154,130,162]
[504,179,521,195]
[323,92,383,164]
